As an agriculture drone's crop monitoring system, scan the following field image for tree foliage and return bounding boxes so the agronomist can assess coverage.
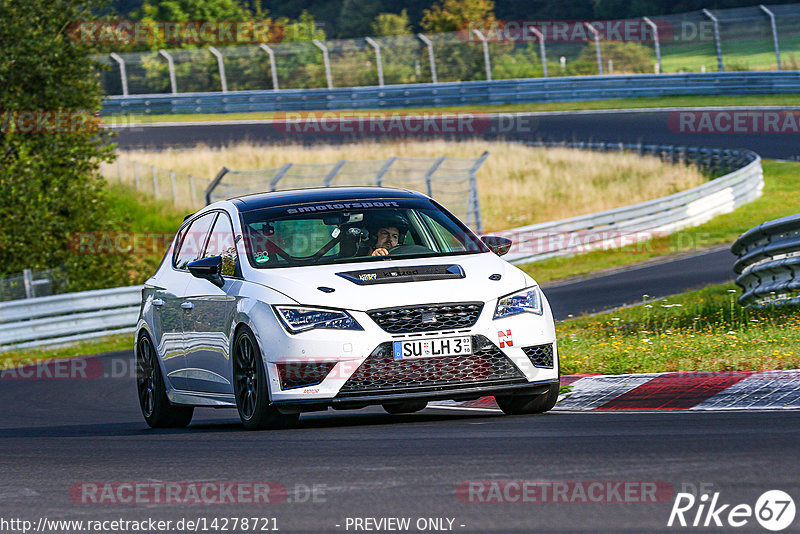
[0,0,132,290]
[420,0,497,33]
[371,10,413,37]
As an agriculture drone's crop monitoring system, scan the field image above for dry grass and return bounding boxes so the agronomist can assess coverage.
[121,141,704,232]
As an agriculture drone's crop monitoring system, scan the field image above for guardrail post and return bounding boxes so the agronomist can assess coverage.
[323,160,346,186]
[423,156,446,197]
[417,33,438,84]
[702,9,724,72]
[205,167,230,205]
[375,157,397,186]
[158,49,177,94]
[759,5,781,70]
[208,46,228,92]
[109,52,129,96]
[170,170,178,206]
[23,269,33,299]
[525,25,548,77]
[269,163,293,192]
[583,22,603,75]
[258,44,279,91]
[642,17,661,74]
[365,37,384,86]
[472,29,492,81]
[313,40,334,89]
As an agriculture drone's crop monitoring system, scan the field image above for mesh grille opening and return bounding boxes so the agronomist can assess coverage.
[522,344,554,368]
[277,362,336,390]
[367,302,483,334]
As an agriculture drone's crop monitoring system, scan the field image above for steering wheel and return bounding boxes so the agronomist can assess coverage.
[388,244,434,256]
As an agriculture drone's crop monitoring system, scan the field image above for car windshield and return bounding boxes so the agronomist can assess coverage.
[239,197,488,269]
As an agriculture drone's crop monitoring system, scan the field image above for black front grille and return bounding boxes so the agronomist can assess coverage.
[367,302,483,333]
[522,344,554,368]
[277,362,336,390]
[337,335,525,397]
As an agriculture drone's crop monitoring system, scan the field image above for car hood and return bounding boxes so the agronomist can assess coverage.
[245,253,531,311]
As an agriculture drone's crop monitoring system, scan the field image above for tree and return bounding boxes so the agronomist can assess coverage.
[420,0,497,33]
[371,10,413,36]
[0,0,131,290]
[337,0,385,38]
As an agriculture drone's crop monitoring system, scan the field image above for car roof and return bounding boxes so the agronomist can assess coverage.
[230,186,429,212]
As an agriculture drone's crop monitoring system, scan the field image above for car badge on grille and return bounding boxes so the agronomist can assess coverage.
[422,312,437,324]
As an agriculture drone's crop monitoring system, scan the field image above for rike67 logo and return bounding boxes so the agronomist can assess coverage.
[668,490,795,531]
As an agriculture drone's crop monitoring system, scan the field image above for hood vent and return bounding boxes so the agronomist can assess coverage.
[336,264,465,285]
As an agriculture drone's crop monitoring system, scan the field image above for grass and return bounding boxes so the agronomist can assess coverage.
[557,282,800,375]
[0,334,131,369]
[122,140,704,233]
[113,94,800,124]
[525,159,800,284]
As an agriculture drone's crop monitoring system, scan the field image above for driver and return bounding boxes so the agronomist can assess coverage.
[365,214,409,256]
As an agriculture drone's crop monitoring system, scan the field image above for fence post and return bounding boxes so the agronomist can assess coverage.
[208,46,228,92]
[759,5,781,70]
[423,156,446,197]
[152,166,159,199]
[258,44,279,91]
[170,170,178,206]
[134,161,140,189]
[158,49,178,94]
[642,17,662,74]
[584,22,603,75]
[109,52,129,96]
[269,163,293,192]
[469,151,489,234]
[189,175,197,205]
[375,157,397,186]
[365,37,384,86]
[116,158,122,183]
[323,160,346,186]
[526,25,548,77]
[472,29,492,81]
[205,167,230,205]
[23,269,34,299]
[417,33,438,84]
[702,9,724,72]
[313,40,334,89]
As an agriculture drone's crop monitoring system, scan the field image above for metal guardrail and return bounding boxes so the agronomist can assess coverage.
[0,286,142,350]
[102,71,800,115]
[732,213,800,307]
[499,142,762,264]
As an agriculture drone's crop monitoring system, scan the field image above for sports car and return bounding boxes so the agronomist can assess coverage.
[135,187,559,429]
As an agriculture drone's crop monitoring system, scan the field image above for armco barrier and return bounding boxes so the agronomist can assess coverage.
[499,142,762,264]
[0,286,142,350]
[732,213,800,307]
[102,71,800,115]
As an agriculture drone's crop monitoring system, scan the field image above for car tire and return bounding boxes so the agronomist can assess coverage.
[136,333,194,428]
[495,383,560,415]
[382,401,428,414]
[233,327,299,431]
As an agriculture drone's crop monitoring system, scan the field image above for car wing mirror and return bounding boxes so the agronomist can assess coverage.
[481,236,512,257]
[187,256,225,287]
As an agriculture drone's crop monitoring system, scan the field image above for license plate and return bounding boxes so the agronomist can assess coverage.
[392,336,472,360]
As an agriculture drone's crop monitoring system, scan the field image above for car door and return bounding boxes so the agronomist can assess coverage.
[162,211,217,390]
[182,211,241,394]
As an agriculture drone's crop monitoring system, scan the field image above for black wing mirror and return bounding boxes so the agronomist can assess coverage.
[481,236,513,257]
[187,256,225,287]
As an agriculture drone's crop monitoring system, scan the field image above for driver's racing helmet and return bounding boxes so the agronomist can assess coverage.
[366,212,410,247]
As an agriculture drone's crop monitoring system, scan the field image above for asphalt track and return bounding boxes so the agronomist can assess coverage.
[114,107,800,160]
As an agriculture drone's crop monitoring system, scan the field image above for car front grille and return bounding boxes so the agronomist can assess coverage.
[277,362,337,390]
[336,335,525,397]
[522,344,554,368]
[367,302,484,334]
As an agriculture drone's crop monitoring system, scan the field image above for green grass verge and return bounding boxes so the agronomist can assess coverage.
[558,282,800,375]
[524,159,799,284]
[0,333,131,369]
[120,94,800,124]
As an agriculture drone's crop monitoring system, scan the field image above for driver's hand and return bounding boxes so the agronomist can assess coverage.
[371,248,389,256]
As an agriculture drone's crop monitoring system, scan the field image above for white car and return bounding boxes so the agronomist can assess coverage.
[135,187,559,430]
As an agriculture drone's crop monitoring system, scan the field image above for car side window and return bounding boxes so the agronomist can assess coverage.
[174,212,217,270]
[204,213,239,277]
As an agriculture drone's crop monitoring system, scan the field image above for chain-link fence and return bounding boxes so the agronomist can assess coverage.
[206,153,489,232]
[97,4,800,96]
[99,158,207,209]
[0,268,69,302]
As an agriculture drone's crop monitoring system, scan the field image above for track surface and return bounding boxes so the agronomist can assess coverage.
[115,107,800,159]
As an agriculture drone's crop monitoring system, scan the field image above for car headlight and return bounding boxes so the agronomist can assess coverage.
[273,305,363,334]
[494,286,543,319]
